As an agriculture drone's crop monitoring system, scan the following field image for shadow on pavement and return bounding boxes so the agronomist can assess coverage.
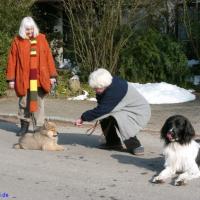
[111,154,164,173]
[58,132,164,176]
[0,120,18,134]
[58,132,100,148]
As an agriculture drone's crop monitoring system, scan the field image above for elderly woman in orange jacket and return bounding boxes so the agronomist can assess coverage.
[6,16,57,136]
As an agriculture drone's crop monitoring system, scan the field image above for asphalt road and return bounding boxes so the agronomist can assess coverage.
[0,120,200,200]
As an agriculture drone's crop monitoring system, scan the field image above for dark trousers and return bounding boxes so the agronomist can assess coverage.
[100,116,142,150]
[100,116,121,145]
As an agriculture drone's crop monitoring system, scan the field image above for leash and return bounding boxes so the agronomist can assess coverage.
[85,121,99,136]
[85,119,113,136]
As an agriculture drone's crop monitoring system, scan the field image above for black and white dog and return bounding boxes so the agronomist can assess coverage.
[152,115,200,186]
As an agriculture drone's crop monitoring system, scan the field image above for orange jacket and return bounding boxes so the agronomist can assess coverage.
[6,33,57,96]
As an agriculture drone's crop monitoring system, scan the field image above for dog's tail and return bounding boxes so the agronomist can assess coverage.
[13,143,21,149]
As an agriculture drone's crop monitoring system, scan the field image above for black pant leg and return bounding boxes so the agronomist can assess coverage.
[100,116,121,145]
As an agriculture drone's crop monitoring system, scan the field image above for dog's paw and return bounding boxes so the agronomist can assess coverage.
[59,147,65,151]
[174,179,187,186]
[152,176,165,184]
[56,145,65,151]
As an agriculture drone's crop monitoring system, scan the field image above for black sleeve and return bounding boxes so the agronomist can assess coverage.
[81,77,128,122]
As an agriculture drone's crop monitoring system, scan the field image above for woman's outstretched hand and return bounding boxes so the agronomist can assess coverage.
[74,118,83,126]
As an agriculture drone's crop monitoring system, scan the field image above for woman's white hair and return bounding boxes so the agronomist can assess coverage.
[19,16,39,39]
[89,68,113,88]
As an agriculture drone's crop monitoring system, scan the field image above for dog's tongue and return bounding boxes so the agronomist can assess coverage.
[166,132,173,140]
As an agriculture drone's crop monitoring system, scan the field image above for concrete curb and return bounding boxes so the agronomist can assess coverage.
[0,113,160,134]
[0,113,94,128]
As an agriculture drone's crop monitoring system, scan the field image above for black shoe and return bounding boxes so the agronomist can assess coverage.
[16,120,29,136]
[98,143,124,151]
[124,136,144,155]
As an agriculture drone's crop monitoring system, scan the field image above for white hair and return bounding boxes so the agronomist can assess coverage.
[19,16,39,39]
[89,68,113,88]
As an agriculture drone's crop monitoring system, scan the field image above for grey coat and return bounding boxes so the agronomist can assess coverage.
[97,83,151,140]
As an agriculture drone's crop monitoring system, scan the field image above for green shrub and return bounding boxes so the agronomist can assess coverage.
[0,32,12,96]
[49,69,96,98]
[118,29,189,87]
[0,67,7,96]
[53,70,71,97]
[51,70,81,98]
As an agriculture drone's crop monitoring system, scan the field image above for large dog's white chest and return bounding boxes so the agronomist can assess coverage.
[164,140,200,172]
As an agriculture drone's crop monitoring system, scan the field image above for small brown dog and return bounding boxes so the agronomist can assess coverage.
[13,121,64,151]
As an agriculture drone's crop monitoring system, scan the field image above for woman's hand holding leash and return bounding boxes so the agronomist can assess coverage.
[74,118,83,126]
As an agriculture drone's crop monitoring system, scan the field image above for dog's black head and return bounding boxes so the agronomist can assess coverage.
[161,115,195,145]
